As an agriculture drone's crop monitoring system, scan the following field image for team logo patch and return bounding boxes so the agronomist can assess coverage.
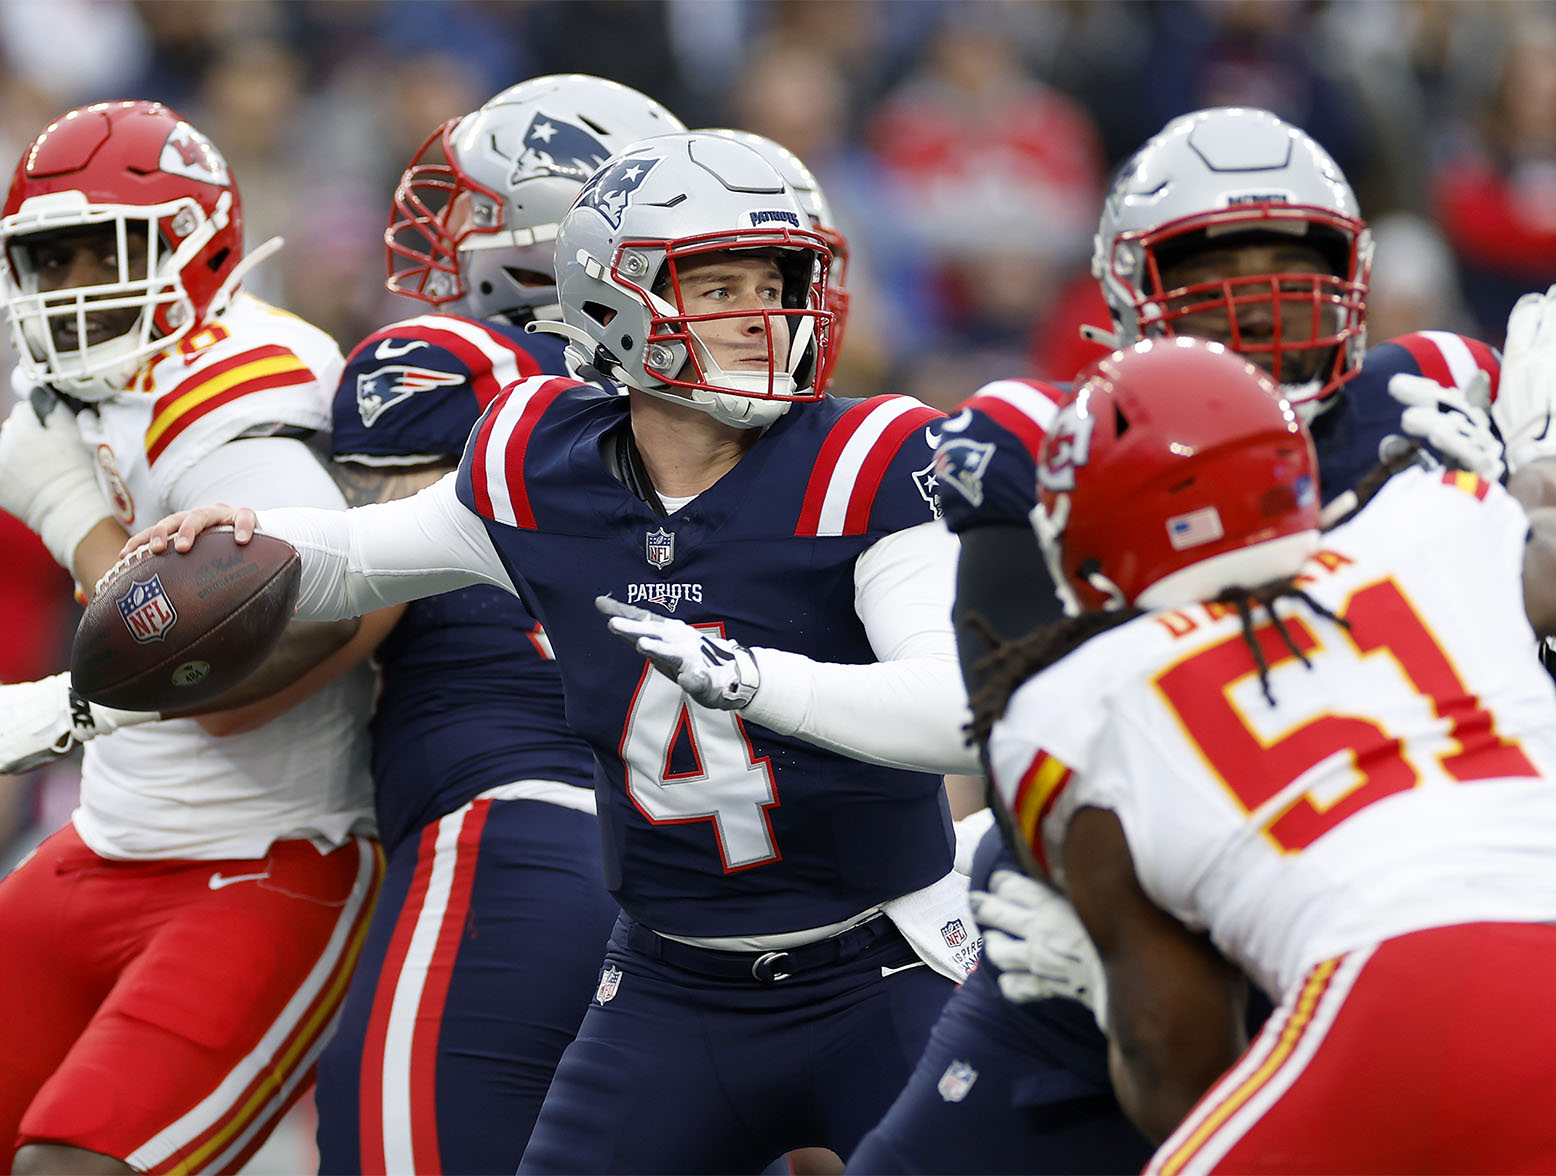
[941,918,969,948]
[515,111,612,183]
[577,156,660,230]
[645,527,675,570]
[117,575,178,644]
[595,964,623,1004]
[932,438,995,507]
[95,443,134,525]
[1166,506,1224,551]
[912,458,943,519]
[356,365,465,427]
[936,1059,979,1103]
[159,121,230,188]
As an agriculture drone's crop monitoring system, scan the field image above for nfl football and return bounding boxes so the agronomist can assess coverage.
[71,529,301,713]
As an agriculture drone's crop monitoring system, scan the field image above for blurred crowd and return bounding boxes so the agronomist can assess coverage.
[5,0,1556,859]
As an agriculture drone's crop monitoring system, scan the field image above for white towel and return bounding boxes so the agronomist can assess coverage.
[881,869,982,982]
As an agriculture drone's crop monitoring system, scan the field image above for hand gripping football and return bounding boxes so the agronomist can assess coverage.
[71,528,301,712]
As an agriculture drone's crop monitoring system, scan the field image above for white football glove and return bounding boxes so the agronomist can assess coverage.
[0,392,114,569]
[596,595,760,710]
[970,868,1108,1033]
[1387,370,1503,482]
[1495,284,1556,475]
[0,671,158,775]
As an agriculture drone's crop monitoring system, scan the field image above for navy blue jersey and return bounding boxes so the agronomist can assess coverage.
[938,333,1503,535]
[332,316,593,851]
[456,381,954,937]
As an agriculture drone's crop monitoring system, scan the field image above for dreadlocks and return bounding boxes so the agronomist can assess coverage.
[966,608,1142,748]
[1215,579,1349,707]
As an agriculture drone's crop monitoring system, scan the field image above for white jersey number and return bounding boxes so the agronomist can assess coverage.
[620,644,780,871]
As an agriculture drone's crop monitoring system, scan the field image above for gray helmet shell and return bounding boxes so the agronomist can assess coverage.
[1092,107,1371,411]
[551,131,833,429]
[387,74,683,323]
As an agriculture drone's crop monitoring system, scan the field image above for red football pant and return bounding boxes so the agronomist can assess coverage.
[0,824,381,1174]
[1148,922,1556,1175]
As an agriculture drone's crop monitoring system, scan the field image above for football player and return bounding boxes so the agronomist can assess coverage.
[0,102,379,1174]
[849,106,1503,1175]
[312,76,681,1176]
[127,131,983,1173]
[983,336,1556,1170]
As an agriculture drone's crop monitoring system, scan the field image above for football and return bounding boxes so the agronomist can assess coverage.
[71,529,302,713]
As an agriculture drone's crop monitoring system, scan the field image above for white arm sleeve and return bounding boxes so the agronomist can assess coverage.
[255,472,516,619]
[165,436,347,512]
[741,520,982,775]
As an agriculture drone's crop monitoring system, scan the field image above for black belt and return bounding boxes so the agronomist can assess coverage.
[624,913,902,983]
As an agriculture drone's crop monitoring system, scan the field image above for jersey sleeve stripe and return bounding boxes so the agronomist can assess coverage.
[966,380,1064,458]
[145,363,316,465]
[1012,749,1073,877]
[843,404,942,534]
[1392,332,1455,387]
[472,376,574,528]
[797,395,891,535]
[1442,468,1492,500]
[798,396,929,537]
[405,315,544,407]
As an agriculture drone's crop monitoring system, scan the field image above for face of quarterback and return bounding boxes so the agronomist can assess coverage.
[661,250,793,384]
[1157,238,1342,387]
[21,222,151,350]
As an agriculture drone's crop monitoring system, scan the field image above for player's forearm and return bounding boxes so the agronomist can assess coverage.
[742,649,980,774]
[258,474,514,619]
[71,517,134,593]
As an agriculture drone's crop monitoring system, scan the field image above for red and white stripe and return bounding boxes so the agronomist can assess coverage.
[348,316,544,409]
[796,395,941,537]
[360,799,493,1176]
[1148,947,1371,1176]
[467,375,575,528]
[963,379,1067,459]
[124,837,382,1174]
[1389,331,1500,399]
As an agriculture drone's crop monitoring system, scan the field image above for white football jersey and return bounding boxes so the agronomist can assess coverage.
[990,465,1556,1000]
[68,293,373,860]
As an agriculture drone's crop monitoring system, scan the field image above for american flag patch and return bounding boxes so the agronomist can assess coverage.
[1166,506,1224,550]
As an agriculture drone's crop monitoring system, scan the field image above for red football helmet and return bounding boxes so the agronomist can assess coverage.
[1,100,244,400]
[1034,337,1321,614]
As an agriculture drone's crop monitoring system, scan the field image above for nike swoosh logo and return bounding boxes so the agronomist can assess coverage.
[208,870,271,890]
[880,961,929,978]
[374,338,428,360]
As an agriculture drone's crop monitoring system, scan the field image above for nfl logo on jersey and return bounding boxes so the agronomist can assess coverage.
[117,575,179,644]
[595,964,623,1005]
[645,527,675,570]
[936,1059,979,1104]
[940,918,969,949]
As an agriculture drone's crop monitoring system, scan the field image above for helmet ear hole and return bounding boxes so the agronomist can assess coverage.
[1114,403,1131,436]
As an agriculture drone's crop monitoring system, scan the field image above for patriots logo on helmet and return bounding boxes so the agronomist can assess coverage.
[356,364,465,427]
[577,156,661,230]
[514,112,612,184]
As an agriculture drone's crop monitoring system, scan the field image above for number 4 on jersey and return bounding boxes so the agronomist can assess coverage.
[620,632,781,871]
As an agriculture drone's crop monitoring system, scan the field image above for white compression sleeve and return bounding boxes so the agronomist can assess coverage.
[741,520,982,775]
[256,473,516,620]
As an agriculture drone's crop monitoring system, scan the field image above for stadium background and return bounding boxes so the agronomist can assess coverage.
[0,0,1551,1167]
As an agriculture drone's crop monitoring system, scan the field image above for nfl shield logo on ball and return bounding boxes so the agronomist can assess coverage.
[117,575,178,644]
[645,527,675,570]
[941,918,969,948]
[595,964,623,1004]
[936,1059,978,1103]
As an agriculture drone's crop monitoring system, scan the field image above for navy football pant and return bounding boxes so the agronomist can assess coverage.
[845,961,1152,1175]
[518,915,954,1174]
[315,796,617,1175]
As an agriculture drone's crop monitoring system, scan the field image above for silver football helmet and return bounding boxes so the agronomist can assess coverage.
[541,131,834,429]
[1092,107,1371,417]
[386,74,684,323]
[698,129,850,392]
